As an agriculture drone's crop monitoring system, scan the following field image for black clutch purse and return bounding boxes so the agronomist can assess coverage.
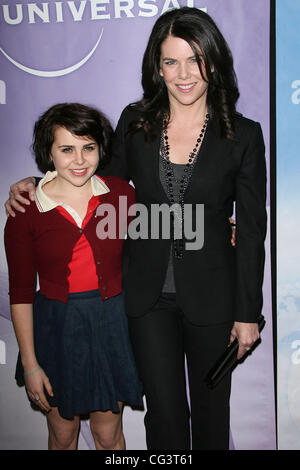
[205,315,266,389]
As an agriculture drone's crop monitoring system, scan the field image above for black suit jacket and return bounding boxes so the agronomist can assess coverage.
[101,105,267,325]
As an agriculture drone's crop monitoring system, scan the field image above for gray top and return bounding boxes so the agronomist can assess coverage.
[159,158,186,293]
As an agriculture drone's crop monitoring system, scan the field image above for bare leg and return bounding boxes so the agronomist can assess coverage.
[89,402,125,450]
[46,407,80,450]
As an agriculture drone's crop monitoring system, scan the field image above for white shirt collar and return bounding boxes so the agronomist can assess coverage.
[34,170,110,213]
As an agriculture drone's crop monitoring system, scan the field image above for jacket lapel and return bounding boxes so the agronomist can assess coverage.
[184,117,234,203]
[182,118,216,202]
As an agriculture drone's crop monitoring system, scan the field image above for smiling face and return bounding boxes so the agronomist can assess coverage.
[50,126,99,189]
[159,35,209,110]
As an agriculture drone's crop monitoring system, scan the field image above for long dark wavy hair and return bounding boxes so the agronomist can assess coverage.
[130,7,240,140]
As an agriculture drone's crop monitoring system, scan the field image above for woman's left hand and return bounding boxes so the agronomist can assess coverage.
[230,321,260,360]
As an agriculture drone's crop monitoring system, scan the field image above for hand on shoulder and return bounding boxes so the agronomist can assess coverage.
[5,177,36,217]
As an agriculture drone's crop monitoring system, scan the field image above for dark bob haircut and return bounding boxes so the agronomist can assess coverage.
[32,103,113,174]
[131,7,240,140]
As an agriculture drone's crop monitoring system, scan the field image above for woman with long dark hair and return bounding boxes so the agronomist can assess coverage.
[131,6,239,140]
[5,7,266,450]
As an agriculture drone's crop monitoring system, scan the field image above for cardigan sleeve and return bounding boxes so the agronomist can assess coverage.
[235,122,267,323]
[4,205,37,304]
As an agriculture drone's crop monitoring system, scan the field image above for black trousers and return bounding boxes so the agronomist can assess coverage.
[128,294,233,450]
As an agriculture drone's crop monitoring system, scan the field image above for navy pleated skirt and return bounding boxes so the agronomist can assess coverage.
[16,290,143,419]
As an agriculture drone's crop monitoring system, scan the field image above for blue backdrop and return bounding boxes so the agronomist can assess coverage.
[276,0,300,450]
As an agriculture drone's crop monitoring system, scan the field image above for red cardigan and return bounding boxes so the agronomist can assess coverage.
[4,176,135,304]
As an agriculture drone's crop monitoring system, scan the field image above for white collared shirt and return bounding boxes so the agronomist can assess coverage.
[34,170,110,228]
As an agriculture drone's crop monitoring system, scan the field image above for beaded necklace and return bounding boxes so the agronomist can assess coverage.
[160,113,209,258]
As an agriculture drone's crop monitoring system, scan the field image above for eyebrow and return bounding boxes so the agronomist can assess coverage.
[162,55,196,60]
[162,53,204,62]
[57,141,96,147]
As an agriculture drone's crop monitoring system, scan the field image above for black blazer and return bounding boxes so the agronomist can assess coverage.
[101,105,267,326]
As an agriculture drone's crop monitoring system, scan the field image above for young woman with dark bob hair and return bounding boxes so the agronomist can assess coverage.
[4,103,142,450]
[6,7,266,450]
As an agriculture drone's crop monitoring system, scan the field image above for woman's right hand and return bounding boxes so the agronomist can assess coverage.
[5,177,36,217]
[24,366,54,413]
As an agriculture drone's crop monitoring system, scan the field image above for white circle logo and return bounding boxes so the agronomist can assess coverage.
[0,28,103,78]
